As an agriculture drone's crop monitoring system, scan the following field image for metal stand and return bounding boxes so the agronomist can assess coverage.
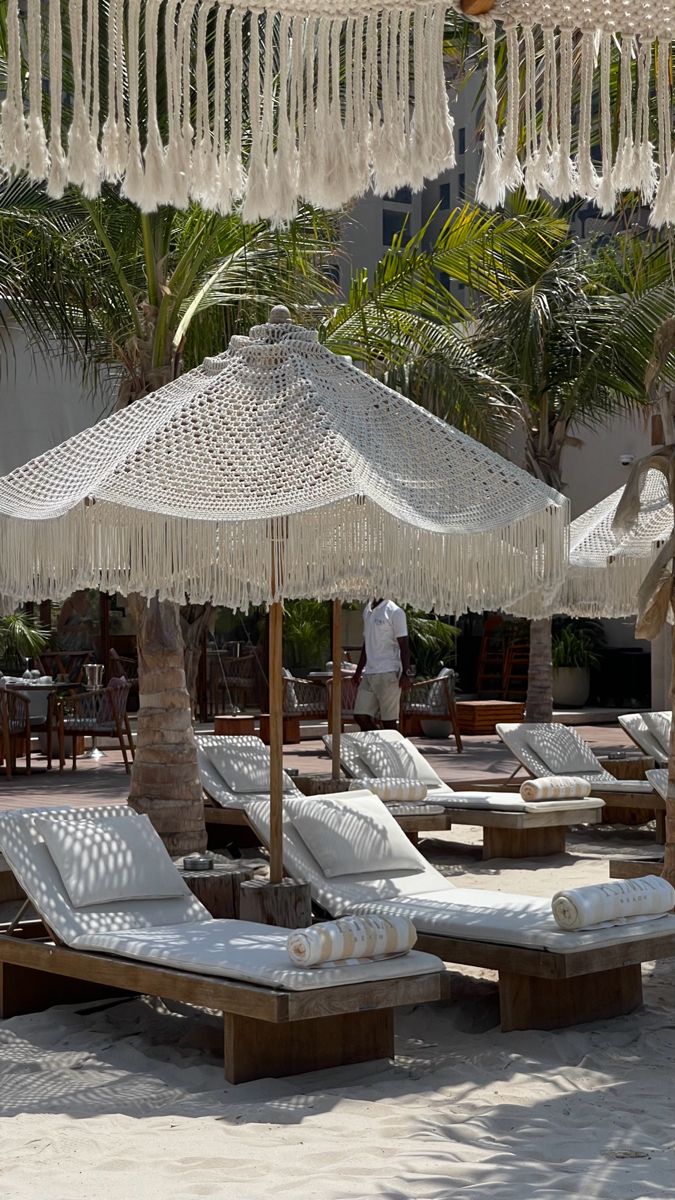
[81,737,106,761]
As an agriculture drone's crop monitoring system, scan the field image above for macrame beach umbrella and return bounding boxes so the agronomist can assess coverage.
[0,308,567,880]
[3,0,675,227]
[512,470,674,619]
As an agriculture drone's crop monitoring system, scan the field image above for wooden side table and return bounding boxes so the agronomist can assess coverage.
[177,857,255,918]
[294,774,351,796]
[258,713,301,745]
[597,753,655,826]
[213,713,256,736]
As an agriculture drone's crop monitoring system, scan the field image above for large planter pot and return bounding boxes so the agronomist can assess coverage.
[552,667,590,707]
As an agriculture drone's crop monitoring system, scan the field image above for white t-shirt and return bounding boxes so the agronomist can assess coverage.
[363,600,408,675]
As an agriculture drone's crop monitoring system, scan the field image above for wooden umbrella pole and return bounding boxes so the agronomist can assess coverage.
[268,598,284,885]
[331,600,342,781]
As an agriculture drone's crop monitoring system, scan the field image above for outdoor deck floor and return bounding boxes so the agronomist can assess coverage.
[0,723,637,812]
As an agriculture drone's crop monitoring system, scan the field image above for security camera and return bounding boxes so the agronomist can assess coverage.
[620,454,635,466]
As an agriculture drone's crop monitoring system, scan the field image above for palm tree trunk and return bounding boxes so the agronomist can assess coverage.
[525,618,553,723]
[665,559,675,885]
[181,603,214,715]
[127,595,206,855]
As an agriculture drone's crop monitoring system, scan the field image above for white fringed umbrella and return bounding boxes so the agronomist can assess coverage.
[0,308,567,880]
[3,1,675,226]
[510,469,673,619]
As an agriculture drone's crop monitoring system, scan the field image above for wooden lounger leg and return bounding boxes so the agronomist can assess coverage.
[223,1008,395,1084]
[482,825,566,860]
[498,964,643,1032]
[0,960,126,1020]
[655,811,666,844]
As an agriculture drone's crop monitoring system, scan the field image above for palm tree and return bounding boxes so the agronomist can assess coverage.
[0,173,338,852]
[357,196,675,721]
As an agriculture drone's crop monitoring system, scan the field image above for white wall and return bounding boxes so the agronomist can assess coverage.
[0,316,115,474]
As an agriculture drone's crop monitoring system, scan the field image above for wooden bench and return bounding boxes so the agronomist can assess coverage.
[0,920,441,1084]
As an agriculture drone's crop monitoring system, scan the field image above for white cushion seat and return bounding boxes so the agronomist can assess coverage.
[242,796,675,956]
[71,919,440,991]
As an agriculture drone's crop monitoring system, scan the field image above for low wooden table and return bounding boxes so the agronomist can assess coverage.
[213,714,256,736]
[177,856,255,919]
[258,714,301,745]
[597,753,655,826]
[294,774,351,796]
[456,700,525,735]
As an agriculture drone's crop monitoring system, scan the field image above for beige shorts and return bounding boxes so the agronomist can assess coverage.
[354,671,401,722]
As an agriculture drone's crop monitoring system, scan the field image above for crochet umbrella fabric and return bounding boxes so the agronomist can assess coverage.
[0,316,567,612]
[510,469,673,619]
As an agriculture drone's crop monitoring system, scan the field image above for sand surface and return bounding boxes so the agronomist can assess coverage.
[1,822,674,1200]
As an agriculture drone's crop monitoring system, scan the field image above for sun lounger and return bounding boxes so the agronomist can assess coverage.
[197,734,450,847]
[496,722,666,842]
[323,730,604,859]
[0,805,442,1083]
[619,712,670,766]
[241,792,675,1032]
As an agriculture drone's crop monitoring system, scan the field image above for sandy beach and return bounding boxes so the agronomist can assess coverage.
[1,812,673,1200]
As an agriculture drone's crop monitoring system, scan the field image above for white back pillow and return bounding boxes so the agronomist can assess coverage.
[357,737,418,780]
[35,813,189,908]
[286,793,422,879]
[203,735,295,794]
[525,728,595,775]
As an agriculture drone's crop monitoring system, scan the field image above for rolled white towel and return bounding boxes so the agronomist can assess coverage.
[349,777,427,802]
[287,914,416,967]
[520,776,591,801]
[552,876,675,931]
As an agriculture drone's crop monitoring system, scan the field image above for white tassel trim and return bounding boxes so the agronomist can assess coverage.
[0,495,568,616]
[0,1,453,226]
[475,21,673,224]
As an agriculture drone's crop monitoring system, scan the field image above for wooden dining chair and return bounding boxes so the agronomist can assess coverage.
[1,690,31,776]
[58,680,134,772]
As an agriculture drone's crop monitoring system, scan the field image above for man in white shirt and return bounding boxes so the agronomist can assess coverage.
[352,598,412,731]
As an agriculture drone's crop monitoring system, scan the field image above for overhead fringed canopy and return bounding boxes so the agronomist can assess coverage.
[0,315,567,612]
[0,0,454,224]
[509,469,673,619]
[474,1,675,224]
[3,1,675,225]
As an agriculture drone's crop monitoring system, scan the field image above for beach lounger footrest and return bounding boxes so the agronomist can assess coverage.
[498,963,643,1031]
[223,1006,394,1084]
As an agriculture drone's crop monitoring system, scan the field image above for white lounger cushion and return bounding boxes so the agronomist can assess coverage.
[524,728,594,775]
[618,714,667,764]
[497,723,655,793]
[71,919,440,991]
[243,796,675,954]
[198,734,296,794]
[0,808,211,944]
[408,791,603,815]
[647,768,668,800]
[643,712,671,757]
[286,792,422,878]
[35,813,189,908]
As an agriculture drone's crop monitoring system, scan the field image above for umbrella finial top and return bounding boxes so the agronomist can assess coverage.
[269,305,292,324]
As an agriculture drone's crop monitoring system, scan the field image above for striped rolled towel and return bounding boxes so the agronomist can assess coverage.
[349,777,427,802]
[520,776,591,801]
[552,876,675,931]
[287,914,417,967]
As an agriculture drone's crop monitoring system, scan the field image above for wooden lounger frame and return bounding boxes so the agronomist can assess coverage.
[0,919,441,1084]
[414,926,675,1032]
[459,772,667,843]
[204,800,599,860]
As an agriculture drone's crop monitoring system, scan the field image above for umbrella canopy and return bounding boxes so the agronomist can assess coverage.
[3,1,674,226]
[0,312,567,613]
[510,469,673,619]
[472,3,675,226]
